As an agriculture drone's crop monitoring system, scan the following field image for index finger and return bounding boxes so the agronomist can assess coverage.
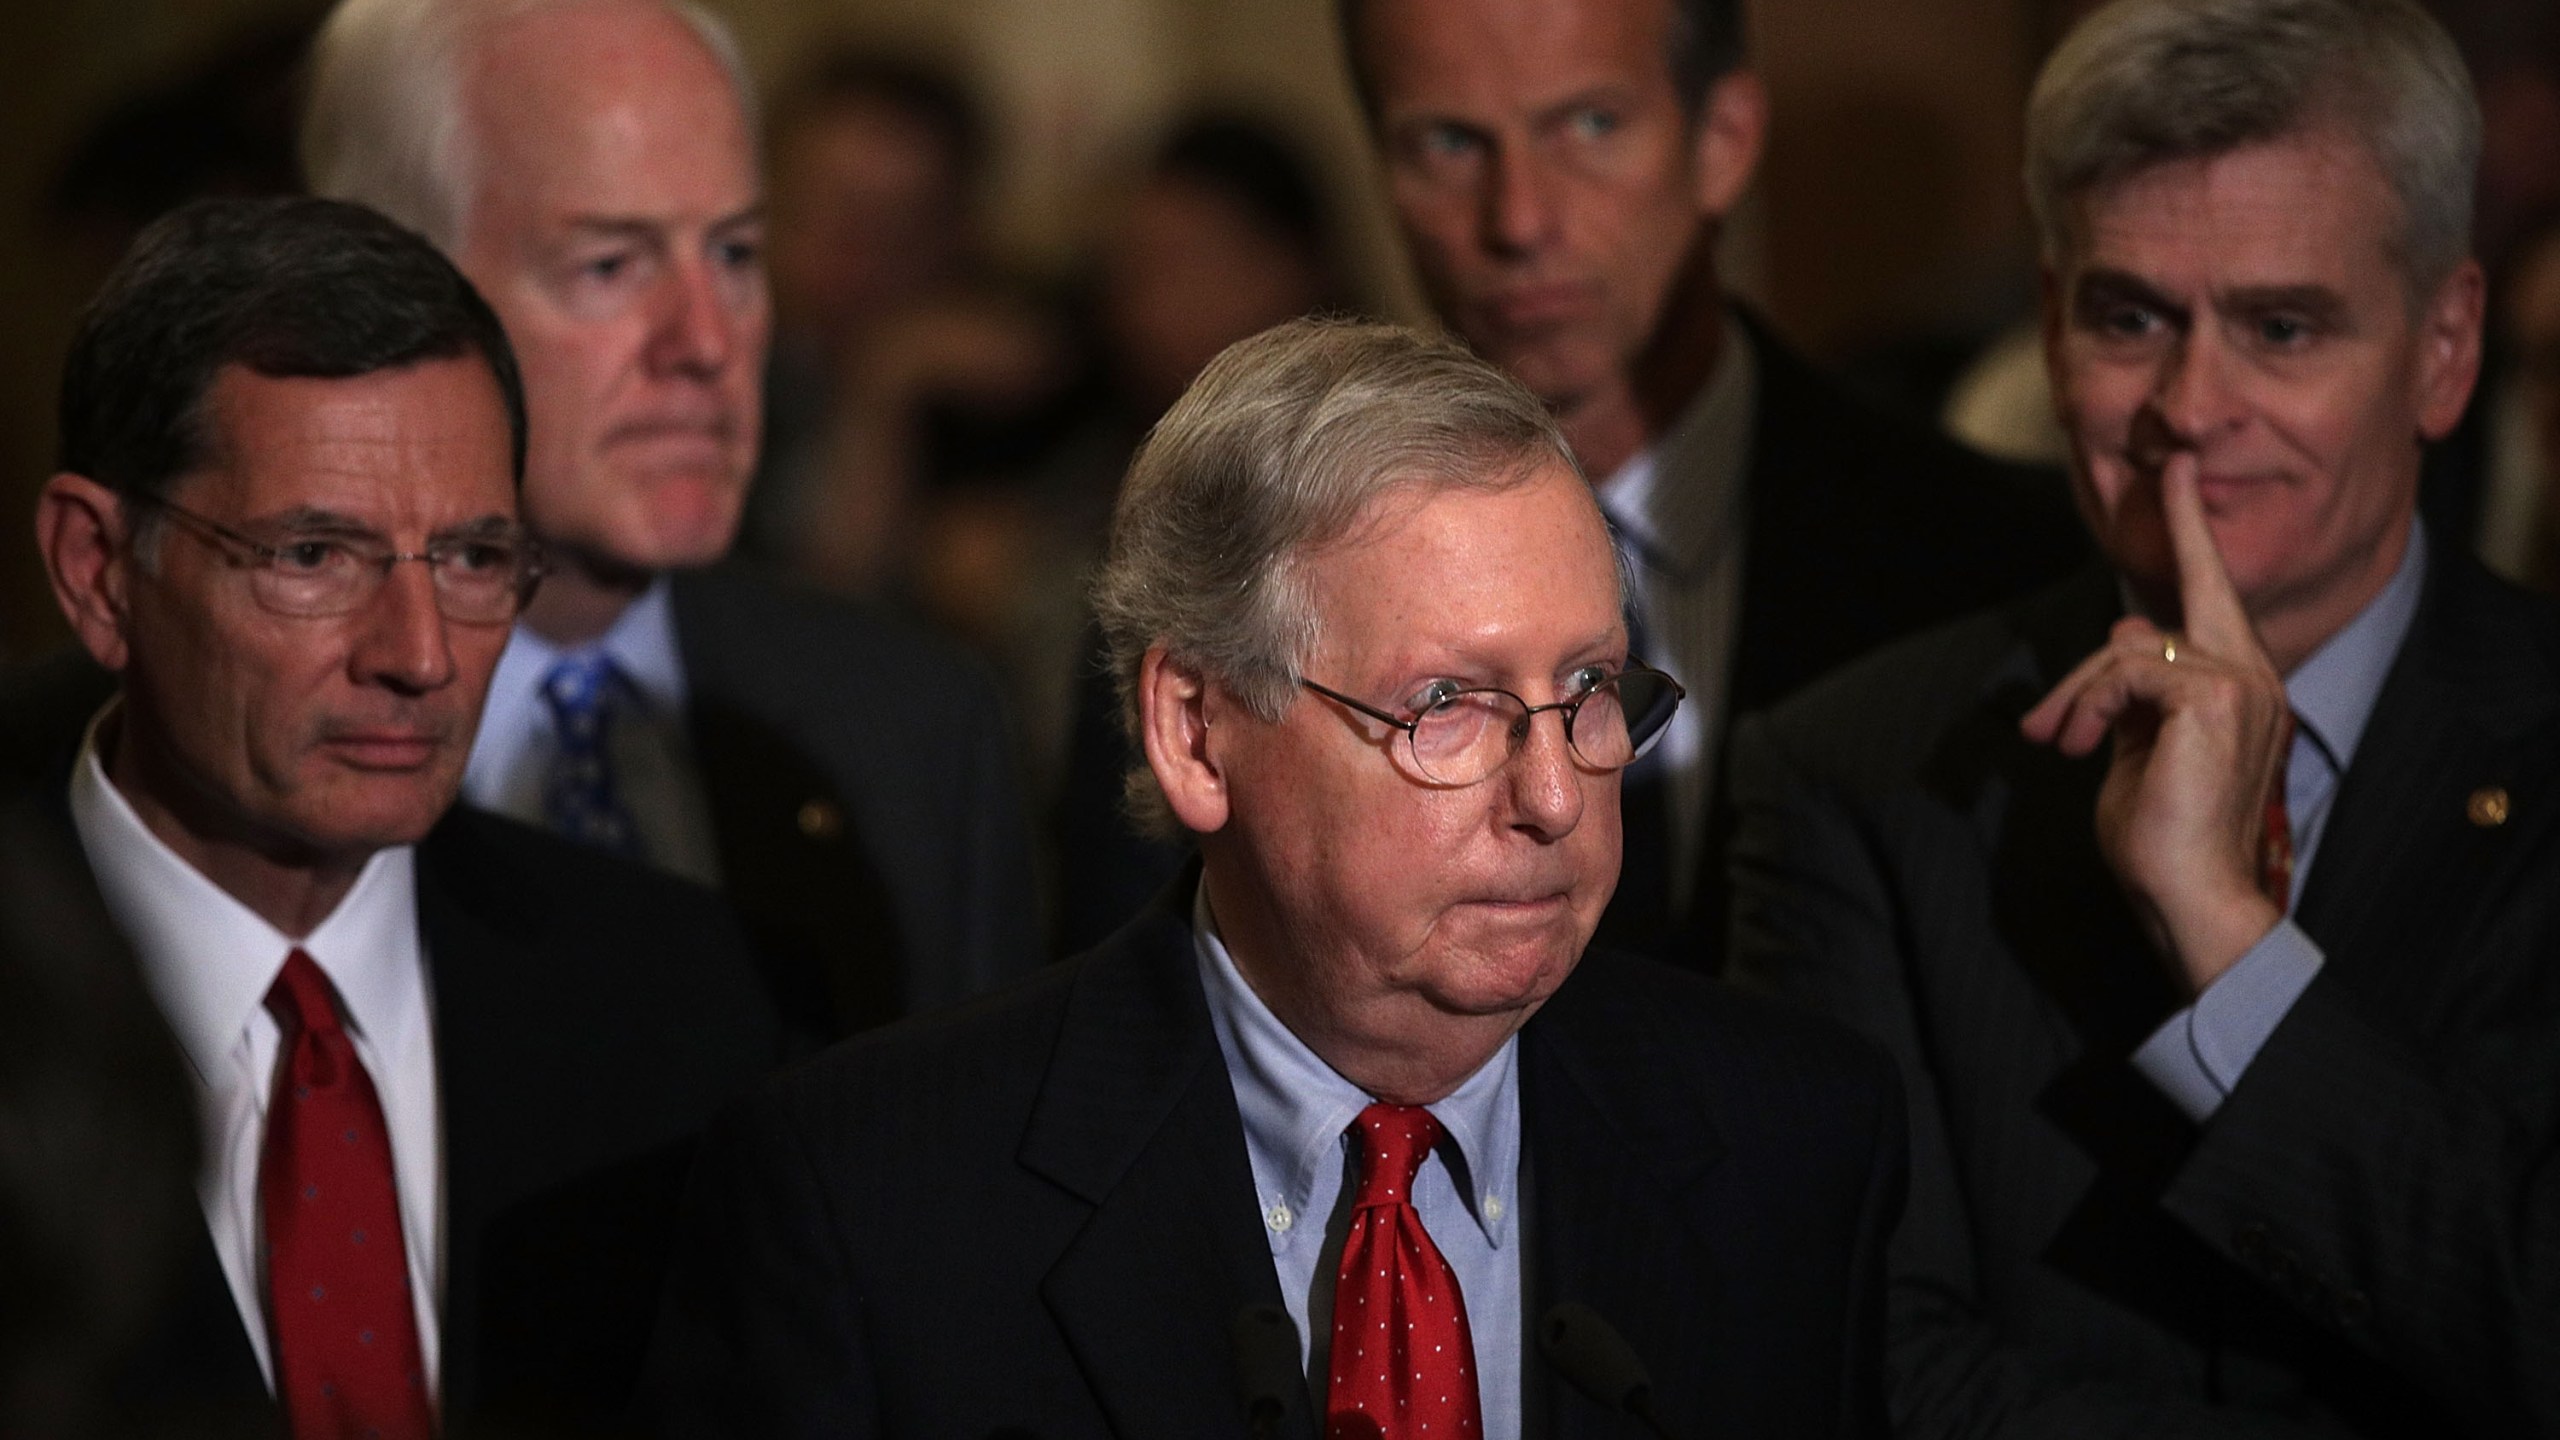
[2161,453,2253,651]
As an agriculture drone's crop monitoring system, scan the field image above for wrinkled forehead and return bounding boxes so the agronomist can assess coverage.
[179,360,520,526]
[2050,124,2414,288]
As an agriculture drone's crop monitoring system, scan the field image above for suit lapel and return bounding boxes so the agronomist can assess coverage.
[2295,554,2560,1013]
[669,572,904,1039]
[411,817,557,1417]
[1025,897,1313,1440]
[1519,965,1728,1440]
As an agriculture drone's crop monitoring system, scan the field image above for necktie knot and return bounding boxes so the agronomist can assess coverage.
[1351,1103,1441,1211]
[267,951,354,1131]
[542,651,627,734]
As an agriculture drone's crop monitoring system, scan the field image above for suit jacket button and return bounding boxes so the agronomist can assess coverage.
[2468,786,2511,827]
[797,799,845,840]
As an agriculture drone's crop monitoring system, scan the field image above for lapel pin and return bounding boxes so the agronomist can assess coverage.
[797,798,845,841]
[2467,786,2510,828]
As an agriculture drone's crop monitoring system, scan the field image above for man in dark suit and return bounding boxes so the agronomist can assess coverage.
[16,195,781,1437]
[647,319,1906,1438]
[302,0,1041,1039]
[1728,0,2560,1432]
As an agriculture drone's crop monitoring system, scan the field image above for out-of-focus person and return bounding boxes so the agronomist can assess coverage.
[745,48,997,569]
[644,318,1906,1439]
[11,195,781,1437]
[2470,213,2560,588]
[303,0,1043,1039]
[1730,0,2560,1432]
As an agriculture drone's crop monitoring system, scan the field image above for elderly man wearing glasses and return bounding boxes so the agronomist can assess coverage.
[15,195,781,1437]
[646,318,1906,1440]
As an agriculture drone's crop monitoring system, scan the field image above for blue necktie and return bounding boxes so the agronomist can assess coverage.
[540,652,645,859]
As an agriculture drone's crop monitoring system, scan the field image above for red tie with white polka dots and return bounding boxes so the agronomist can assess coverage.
[1327,1103,1482,1440]
[261,949,434,1440]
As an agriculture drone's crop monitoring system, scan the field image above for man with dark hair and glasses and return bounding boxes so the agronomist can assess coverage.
[11,194,781,1436]
[647,319,1904,1438]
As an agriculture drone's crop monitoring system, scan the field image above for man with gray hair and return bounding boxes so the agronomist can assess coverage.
[1729,0,2560,1432]
[647,319,1907,1437]
[302,0,1039,1041]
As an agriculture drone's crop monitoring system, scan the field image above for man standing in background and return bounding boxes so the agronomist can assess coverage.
[303,0,1042,1038]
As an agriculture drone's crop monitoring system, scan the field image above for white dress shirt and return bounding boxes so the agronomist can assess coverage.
[463,576,722,886]
[69,715,443,1395]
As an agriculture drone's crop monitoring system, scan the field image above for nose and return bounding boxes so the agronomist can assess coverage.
[2143,327,2244,449]
[1482,144,1559,259]
[352,558,457,696]
[1500,704,1586,840]
[645,255,745,379]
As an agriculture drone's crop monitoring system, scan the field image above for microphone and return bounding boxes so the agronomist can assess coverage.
[1231,1303,1304,1440]
[1538,1302,1680,1440]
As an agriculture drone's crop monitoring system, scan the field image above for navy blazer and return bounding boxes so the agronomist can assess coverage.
[644,882,1907,1438]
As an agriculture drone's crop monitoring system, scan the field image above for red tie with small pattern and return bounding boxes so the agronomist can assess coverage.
[1327,1103,1482,1440]
[261,949,434,1440]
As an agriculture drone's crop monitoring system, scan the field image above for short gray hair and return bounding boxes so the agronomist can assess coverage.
[1092,318,1590,836]
[301,0,758,250]
[2025,0,2480,288]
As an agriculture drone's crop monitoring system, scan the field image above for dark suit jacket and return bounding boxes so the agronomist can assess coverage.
[670,567,1042,1037]
[1727,545,2560,1437]
[1049,316,2087,960]
[0,666,788,1435]
[643,882,1908,1439]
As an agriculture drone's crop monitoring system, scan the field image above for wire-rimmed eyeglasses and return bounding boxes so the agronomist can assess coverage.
[133,494,544,624]
[1298,664,1686,787]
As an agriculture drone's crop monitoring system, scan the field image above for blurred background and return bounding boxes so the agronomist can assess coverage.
[4,0,2557,664]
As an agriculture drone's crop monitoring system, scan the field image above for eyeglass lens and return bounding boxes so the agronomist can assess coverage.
[1406,670,1680,785]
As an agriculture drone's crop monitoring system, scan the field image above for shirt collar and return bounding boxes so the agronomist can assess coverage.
[2283,521,2426,775]
[488,572,689,716]
[68,704,424,1088]
[1594,309,1757,579]
[1193,882,1519,1250]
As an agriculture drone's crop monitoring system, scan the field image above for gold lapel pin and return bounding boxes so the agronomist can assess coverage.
[2467,786,2511,828]
[797,799,845,841]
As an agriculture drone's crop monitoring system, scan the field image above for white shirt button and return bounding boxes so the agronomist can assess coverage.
[1265,1202,1294,1233]
[1483,1195,1504,1222]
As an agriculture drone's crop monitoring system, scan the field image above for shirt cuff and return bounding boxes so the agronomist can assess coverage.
[2131,920,2325,1123]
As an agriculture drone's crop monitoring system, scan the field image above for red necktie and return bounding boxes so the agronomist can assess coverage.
[1327,1104,1482,1440]
[261,949,435,1440]
[2263,714,2297,908]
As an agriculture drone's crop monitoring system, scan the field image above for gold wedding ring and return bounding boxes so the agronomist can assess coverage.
[2161,634,2180,664]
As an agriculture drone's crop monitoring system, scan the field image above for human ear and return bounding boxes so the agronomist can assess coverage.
[1139,646,1230,834]
[35,473,136,673]
[1690,69,1768,220]
[2412,258,2485,441]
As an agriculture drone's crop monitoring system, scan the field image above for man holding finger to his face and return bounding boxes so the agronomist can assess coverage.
[1728,0,2560,1433]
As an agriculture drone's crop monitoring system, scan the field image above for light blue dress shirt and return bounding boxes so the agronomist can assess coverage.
[462,577,722,886]
[2132,525,2427,1121]
[1194,887,1524,1440]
